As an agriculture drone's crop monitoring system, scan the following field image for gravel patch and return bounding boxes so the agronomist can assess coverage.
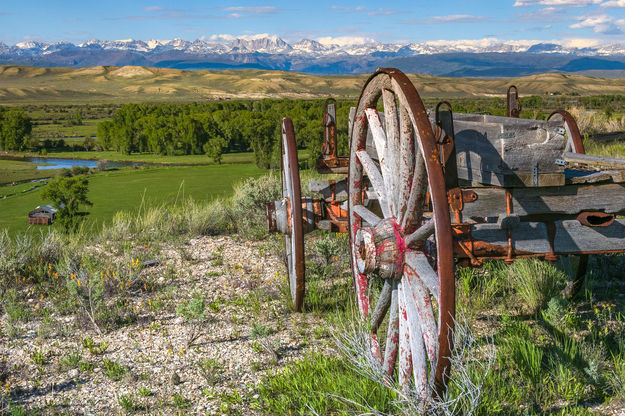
[1,235,332,414]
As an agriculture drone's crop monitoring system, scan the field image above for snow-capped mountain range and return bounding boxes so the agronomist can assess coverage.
[6,36,625,56]
[4,35,625,77]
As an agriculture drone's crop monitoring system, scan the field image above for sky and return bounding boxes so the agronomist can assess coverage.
[2,0,625,46]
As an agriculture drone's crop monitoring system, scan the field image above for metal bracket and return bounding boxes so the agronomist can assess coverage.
[448,188,478,223]
[556,127,566,135]
[555,158,567,166]
[532,162,539,187]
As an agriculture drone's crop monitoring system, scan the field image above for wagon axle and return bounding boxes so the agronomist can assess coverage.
[355,218,408,280]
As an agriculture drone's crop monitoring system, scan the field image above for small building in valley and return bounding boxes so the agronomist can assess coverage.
[28,205,57,225]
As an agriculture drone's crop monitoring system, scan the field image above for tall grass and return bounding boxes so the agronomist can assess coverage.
[507,259,566,314]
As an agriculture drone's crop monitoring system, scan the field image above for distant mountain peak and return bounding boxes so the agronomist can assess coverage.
[3,36,625,76]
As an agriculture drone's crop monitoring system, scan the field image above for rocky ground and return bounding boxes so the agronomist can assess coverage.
[1,235,332,415]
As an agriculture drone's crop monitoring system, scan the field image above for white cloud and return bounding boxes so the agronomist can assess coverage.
[143,6,165,12]
[601,0,625,7]
[331,5,396,16]
[423,37,539,48]
[514,0,601,6]
[221,6,279,14]
[569,14,623,33]
[402,14,485,24]
[331,5,366,12]
[315,36,376,46]
[204,33,284,42]
[561,37,602,47]
[429,14,484,23]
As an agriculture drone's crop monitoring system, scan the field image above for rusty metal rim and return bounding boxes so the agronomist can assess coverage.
[507,85,521,118]
[548,109,585,154]
[348,68,455,394]
[281,118,305,312]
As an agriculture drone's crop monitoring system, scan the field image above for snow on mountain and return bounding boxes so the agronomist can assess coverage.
[230,35,292,53]
[6,35,625,58]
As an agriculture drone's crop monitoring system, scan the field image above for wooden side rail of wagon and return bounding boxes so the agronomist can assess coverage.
[265,68,625,398]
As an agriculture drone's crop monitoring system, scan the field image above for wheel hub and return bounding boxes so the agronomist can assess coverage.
[355,218,406,280]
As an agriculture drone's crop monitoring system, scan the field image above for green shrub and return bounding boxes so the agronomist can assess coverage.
[175,292,206,321]
[230,174,280,239]
[198,358,222,385]
[102,358,127,381]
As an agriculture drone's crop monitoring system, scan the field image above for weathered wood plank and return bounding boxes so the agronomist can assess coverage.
[470,222,551,253]
[470,219,625,254]
[566,169,625,184]
[458,182,625,221]
[555,219,625,253]
[456,166,565,188]
[307,179,348,200]
[433,112,567,186]
[562,152,625,170]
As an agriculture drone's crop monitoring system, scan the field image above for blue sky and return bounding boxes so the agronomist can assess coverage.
[2,0,625,46]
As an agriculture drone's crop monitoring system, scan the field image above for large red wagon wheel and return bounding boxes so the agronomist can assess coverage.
[548,110,589,298]
[281,118,305,311]
[348,68,455,396]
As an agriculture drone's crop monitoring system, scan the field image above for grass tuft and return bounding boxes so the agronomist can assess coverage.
[507,259,565,314]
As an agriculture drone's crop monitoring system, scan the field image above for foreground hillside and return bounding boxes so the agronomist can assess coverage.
[1,65,625,103]
[2,173,625,415]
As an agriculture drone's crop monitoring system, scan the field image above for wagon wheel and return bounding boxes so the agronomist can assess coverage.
[348,68,455,396]
[549,110,588,298]
[281,118,305,312]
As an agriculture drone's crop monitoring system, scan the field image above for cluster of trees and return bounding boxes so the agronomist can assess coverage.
[96,100,355,168]
[0,108,32,151]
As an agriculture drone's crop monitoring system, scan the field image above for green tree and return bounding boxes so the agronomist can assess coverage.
[41,176,92,233]
[203,136,228,164]
[73,109,83,126]
[0,109,32,151]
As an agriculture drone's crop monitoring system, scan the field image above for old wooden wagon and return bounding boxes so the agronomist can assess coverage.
[266,68,625,396]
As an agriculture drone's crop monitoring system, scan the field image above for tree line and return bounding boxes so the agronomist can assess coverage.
[96,100,356,168]
[0,108,33,151]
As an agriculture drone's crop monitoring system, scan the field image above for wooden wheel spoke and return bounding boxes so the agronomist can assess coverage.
[400,279,428,394]
[403,267,439,367]
[353,204,382,227]
[396,105,415,223]
[371,280,392,333]
[356,150,391,218]
[365,107,396,216]
[382,89,400,209]
[404,250,440,303]
[382,281,399,375]
[397,282,413,387]
[404,219,435,248]
[401,150,427,230]
[354,272,370,316]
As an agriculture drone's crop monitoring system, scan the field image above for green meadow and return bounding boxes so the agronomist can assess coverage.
[0,163,264,235]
